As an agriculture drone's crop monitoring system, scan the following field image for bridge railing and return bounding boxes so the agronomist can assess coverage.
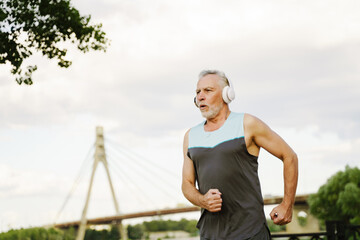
[271,232,326,240]
[348,224,360,240]
[271,221,360,240]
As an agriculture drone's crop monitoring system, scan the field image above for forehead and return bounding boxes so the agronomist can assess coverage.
[197,74,221,89]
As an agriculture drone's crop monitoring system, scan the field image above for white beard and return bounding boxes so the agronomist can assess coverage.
[201,101,224,119]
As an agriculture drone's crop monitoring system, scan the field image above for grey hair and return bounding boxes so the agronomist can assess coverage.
[198,69,229,89]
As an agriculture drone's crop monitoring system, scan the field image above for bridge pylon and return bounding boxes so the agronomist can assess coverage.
[76,126,127,240]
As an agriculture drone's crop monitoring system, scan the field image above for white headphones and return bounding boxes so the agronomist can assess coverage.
[194,79,235,107]
[222,79,235,104]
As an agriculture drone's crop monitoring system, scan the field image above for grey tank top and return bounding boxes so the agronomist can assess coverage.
[187,112,266,240]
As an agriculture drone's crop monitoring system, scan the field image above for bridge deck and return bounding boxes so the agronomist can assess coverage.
[54,194,309,229]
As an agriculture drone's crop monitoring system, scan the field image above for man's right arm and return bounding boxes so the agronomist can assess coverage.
[181,130,222,212]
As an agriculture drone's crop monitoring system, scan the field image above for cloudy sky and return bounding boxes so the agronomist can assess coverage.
[1,0,360,232]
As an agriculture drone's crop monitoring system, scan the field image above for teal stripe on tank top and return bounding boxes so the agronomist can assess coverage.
[188,112,245,149]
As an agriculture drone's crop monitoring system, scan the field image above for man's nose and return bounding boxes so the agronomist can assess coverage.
[197,91,205,101]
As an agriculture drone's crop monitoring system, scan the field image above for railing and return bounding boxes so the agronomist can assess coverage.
[349,224,360,240]
[272,232,327,239]
[271,221,360,240]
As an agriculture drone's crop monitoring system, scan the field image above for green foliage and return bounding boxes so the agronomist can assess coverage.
[126,218,198,238]
[63,227,76,240]
[0,220,198,239]
[0,0,109,85]
[127,224,145,240]
[0,227,64,240]
[142,218,197,234]
[82,225,121,240]
[308,165,360,224]
[267,219,286,232]
[84,228,109,240]
[108,225,121,240]
[297,215,307,227]
[0,225,122,240]
[181,219,198,236]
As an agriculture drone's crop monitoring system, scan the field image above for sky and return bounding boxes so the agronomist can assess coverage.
[1,0,360,232]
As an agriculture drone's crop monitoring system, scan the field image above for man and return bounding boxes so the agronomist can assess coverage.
[182,70,298,240]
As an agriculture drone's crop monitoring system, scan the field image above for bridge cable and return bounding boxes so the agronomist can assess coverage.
[105,140,181,196]
[105,145,183,205]
[106,156,157,210]
[106,137,179,179]
[105,145,181,204]
[53,144,95,224]
[106,154,178,210]
[105,148,177,201]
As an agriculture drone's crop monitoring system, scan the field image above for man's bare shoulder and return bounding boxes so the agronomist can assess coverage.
[184,129,190,138]
[183,129,190,149]
[244,113,263,127]
[244,113,269,136]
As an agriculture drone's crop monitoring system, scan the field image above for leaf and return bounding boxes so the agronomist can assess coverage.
[0,7,7,22]
[308,165,360,223]
[0,0,109,85]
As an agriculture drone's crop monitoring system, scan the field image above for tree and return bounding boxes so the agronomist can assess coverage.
[0,227,66,240]
[267,219,286,232]
[0,0,109,85]
[308,165,360,224]
[183,219,198,236]
[127,224,145,240]
[63,227,76,240]
[108,225,121,240]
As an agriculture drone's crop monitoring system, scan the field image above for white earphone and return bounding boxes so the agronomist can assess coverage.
[194,79,235,107]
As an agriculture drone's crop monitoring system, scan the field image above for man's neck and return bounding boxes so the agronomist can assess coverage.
[204,106,231,132]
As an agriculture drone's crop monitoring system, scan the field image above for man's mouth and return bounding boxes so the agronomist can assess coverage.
[199,104,207,110]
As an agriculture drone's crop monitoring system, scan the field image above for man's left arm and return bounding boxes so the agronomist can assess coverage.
[245,114,298,225]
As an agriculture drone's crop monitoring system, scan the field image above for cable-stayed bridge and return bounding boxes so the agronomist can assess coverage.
[53,126,195,240]
[52,127,311,240]
[54,195,309,229]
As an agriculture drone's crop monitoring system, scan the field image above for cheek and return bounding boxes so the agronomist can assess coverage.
[210,93,223,104]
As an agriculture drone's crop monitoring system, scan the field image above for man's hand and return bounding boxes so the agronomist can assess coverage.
[270,202,293,225]
[201,189,222,212]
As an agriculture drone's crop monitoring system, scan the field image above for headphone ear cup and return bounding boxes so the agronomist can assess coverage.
[222,86,235,103]
[194,97,199,107]
[222,86,231,103]
[227,87,235,102]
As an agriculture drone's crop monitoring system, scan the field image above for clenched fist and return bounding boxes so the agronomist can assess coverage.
[202,189,222,212]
